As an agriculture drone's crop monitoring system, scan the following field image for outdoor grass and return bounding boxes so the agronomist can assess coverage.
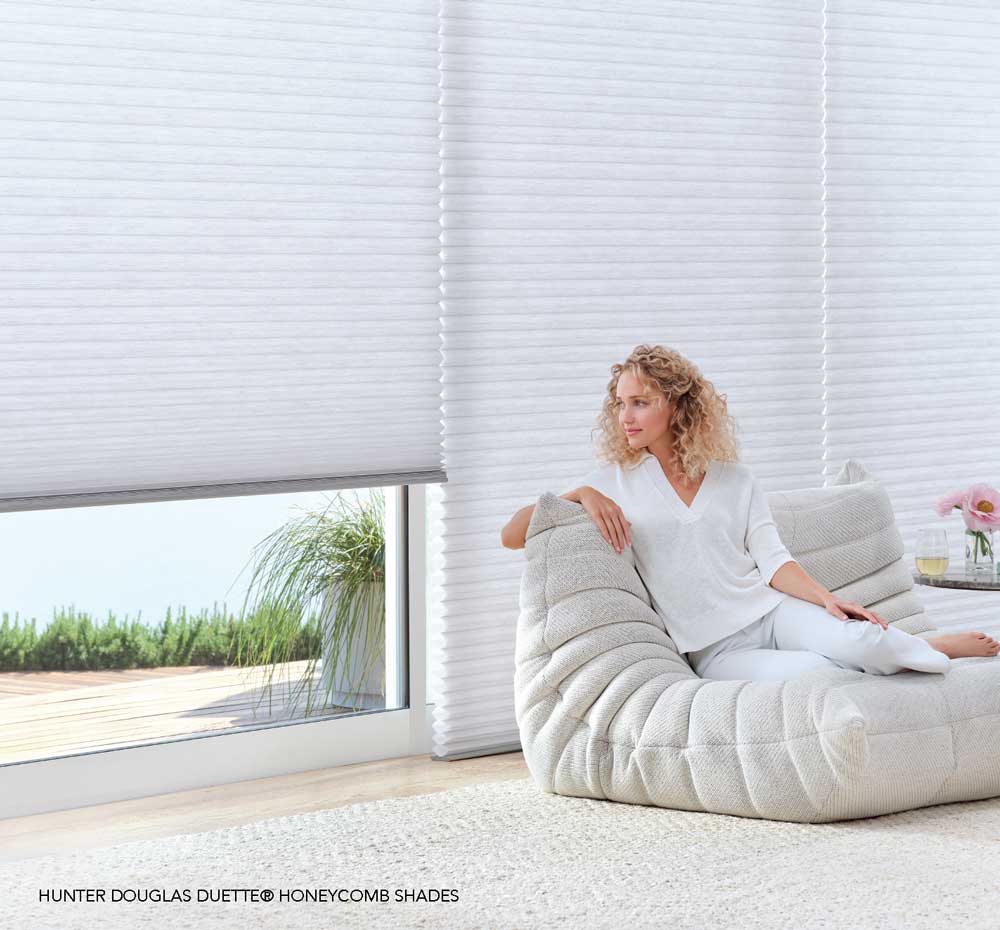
[0,603,323,672]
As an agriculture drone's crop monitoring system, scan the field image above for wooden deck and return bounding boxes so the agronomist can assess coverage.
[0,662,362,765]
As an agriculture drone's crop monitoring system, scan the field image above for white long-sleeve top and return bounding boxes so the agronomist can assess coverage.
[570,450,796,654]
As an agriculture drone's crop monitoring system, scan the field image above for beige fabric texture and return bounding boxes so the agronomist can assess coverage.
[7,778,1000,929]
[514,459,1000,823]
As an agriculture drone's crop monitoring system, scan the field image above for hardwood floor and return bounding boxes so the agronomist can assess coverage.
[0,664,529,864]
[0,750,530,863]
[0,662,354,764]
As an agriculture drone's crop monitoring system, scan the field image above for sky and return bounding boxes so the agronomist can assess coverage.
[0,488,373,631]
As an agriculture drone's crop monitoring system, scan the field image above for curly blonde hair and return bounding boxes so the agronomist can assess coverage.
[593,344,741,482]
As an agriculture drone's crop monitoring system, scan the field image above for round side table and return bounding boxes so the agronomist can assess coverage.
[913,569,1000,592]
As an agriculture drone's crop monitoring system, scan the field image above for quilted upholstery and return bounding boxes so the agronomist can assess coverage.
[514,460,1000,822]
[766,459,935,638]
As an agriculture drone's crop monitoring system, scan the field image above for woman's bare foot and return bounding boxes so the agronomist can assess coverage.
[926,631,1000,659]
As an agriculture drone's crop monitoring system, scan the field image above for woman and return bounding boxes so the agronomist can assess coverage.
[502,344,1000,680]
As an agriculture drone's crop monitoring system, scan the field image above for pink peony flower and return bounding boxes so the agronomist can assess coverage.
[933,488,966,517]
[961,484,1000,532]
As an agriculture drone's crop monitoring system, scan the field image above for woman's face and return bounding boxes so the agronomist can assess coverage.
[613,371,672,450]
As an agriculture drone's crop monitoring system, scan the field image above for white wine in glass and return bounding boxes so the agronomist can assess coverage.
[915,528,949,577]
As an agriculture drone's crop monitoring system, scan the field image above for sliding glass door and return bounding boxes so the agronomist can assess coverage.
[2,484,433,819]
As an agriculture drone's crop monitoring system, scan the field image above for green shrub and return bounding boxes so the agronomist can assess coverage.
[0,603,323,672]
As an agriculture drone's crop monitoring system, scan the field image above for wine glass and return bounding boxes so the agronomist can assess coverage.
[915,528,949,578]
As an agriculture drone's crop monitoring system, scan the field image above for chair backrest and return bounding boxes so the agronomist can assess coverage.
[766,459,935,635]
[517,489,699,749]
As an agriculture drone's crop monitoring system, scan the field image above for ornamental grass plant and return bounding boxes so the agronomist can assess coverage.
[231,487,386,719]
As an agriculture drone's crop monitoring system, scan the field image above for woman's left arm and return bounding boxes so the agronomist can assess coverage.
[769,561,888,629]
[745,475,889,629]
[769,561,829,608]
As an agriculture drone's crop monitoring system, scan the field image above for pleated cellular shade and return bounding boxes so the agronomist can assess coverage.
[824,1,1000,633]
[432,1,828,759]
[0,0,444,512]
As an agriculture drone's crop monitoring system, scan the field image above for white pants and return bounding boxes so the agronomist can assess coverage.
[685,595,950,681]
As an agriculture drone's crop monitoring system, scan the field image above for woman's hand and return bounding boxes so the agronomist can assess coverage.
[579,487,632,554]
[821,594,888,629]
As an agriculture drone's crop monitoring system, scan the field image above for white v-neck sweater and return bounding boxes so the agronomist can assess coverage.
[571,451,797,654]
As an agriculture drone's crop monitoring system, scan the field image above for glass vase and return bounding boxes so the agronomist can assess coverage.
[964,528,995,577]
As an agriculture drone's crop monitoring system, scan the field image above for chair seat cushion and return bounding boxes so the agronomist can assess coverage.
[514,470,1000,823]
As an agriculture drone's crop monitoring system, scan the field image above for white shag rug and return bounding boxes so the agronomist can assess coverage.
[5,776,1000,930]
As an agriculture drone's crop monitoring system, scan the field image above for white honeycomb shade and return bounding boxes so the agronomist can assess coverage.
[824,0,1000,636]
[5,0,995,763]
[432,0,828,760]
[0,0,445,512]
